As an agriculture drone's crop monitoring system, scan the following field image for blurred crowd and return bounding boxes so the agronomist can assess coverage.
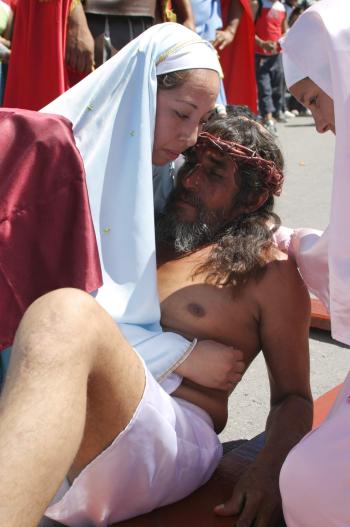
[0,0,318,135]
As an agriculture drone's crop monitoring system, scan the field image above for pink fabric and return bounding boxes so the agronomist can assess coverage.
[0,109,102,351]
[280,371,350,527]
[274,225,328,306]
[282,0,350,346]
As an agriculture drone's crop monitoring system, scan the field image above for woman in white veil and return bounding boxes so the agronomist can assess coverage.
[279,1,350,524]
[0,23,233,527]
[43,22,222,382]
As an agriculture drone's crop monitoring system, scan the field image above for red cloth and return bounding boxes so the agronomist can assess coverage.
[219,0,257,113]
[0,109,102,351]
[4,0,73,110]
[1,0,16,9]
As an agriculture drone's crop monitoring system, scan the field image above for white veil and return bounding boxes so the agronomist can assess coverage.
[282,0,350,345]
[43,23,222,378]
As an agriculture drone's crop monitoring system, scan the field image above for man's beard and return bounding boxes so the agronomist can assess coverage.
[155,189,227,254]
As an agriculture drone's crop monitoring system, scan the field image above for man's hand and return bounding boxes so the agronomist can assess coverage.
[213,28,236,50]
[214,459,282,526]
[262,40,278,53]
[176,340,245,391]
[66,3,95,74]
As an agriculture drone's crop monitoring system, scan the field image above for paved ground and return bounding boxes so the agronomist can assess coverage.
[220,116,349,442]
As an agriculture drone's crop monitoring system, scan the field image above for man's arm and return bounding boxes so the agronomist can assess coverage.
[213,0,243,50]
[66,1,95,74]
[215,257,313,527]
[171,0,196,31]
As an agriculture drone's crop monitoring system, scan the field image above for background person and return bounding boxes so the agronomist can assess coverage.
[219,0,258,113]
[3,0,94,110]
[254,0,287,135]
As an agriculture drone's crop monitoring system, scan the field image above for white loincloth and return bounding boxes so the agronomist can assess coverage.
[45,355,222,526]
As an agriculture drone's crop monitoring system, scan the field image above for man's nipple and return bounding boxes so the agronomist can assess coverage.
[187,302,206,318]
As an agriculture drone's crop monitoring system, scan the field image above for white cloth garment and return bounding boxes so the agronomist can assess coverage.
[281,45,304,89]
[42,23,221,380]
[45,354,222,526]
[280,370,350,527]
[280,3,350,525]
[281,0,350,346]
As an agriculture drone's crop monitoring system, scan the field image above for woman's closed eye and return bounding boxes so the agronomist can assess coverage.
[175,110,190,120]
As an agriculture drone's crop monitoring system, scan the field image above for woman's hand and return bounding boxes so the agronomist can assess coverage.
[176,339,245,391]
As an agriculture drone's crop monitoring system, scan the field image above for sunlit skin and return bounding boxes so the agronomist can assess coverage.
[290,77,335,134]
[152,69,220,166]
[172,146,268,225]
[156,142,312,527]
[174,149,241,223]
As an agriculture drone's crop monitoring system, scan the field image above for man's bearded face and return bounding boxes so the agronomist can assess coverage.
[155,187,224,254]
[155,147,239,254]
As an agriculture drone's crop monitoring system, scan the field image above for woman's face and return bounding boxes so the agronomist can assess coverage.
[152,69,219,166]
[290,78,335,134]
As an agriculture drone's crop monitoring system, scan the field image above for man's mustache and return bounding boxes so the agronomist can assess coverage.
[171,187,203,209]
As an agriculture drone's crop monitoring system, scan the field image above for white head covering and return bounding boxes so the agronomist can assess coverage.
[281,42,305,89]
[282,0,350,345]
[42,23,221,378]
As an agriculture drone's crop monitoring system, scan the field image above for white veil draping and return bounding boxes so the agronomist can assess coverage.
[43,23,222,378]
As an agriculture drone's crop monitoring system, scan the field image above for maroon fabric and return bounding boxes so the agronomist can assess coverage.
[0,109,102,351]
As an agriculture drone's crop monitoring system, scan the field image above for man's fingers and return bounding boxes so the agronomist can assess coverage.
[214,491,245,517]
[67,49,78,71]
[236,494,280,527]
[76,50,87,73]
[253,502,282,527]
[235,496,260,527]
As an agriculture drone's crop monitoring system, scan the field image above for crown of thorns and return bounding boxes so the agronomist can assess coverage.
[190,132,284,196]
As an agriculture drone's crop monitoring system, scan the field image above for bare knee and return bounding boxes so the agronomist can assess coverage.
[12,288,107,370]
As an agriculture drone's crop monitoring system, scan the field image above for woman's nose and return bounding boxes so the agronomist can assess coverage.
[180,123,200,150]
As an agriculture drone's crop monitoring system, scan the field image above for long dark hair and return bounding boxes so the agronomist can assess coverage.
[192,116,284,289]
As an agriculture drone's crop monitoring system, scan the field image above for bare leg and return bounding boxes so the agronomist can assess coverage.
[0,288,145,527]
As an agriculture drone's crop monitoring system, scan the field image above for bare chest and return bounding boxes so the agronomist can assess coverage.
[157,252,261,361]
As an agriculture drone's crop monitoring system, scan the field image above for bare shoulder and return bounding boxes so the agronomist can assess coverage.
[255,250,311,326]
[260,250,308,294]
